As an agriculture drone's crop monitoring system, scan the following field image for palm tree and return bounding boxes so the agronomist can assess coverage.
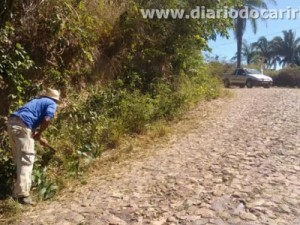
[295,54,300,66]
[271,30,300,67]
[252,36,277,69]
[235,0,276,68]
[232,40,259,65]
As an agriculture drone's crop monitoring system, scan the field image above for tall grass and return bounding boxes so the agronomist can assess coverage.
[40,69,221,186]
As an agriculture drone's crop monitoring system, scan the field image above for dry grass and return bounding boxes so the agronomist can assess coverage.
[0,198,23,225]
[87,0,129,25]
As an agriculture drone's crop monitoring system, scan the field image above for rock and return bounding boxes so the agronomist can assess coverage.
[151,218,167,225]
[213,218,227,225]
[174,211,188,220]
[292,218,300,224]
[279,204,291,214]
[188,206,200,215]
[187,177,200,184]
[211,200,226,213]
[271,195,283,203]
[55,221,73,225]
[87,217,109,224]
[240,212,257,221]
[218,212,231,220]
[263,201,277,207]
[248,199,265,208]
[167,217,178,223]
[192,219,209,225]
[194,208,215,218]
[283,197,298,206]
[185,215,202,222]
[260,216,277,225]
[249,206,266,215]
[265,210,277,219]
[104,215,127,225]
[293,166,300,171]
[111,192,123,199]
[212,189,223,197]
[232,203,245,215]
[185,199,202,207]
[227,218,242,224]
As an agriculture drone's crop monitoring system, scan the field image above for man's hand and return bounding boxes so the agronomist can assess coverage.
[32,131,42,140]
[32,117,51,141]
[39,138,57,152]
[39,137,49,146]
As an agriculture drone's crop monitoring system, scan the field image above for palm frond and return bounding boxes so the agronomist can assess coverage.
[243,0,268,9]
[249,17,257,34]
[234,0,277,67]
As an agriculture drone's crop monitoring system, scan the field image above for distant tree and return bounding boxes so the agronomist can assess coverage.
[271,30,300,67]
[232,40,259,65]
[252,36,277,69]
[235,0,276,68]
[295,55,300,66]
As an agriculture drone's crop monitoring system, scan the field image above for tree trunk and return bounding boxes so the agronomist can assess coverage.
[236,9,244,68]
[0,0,14,30]
[0,86,10,134]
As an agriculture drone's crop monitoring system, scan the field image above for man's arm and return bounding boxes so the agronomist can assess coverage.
[32,117,51,140]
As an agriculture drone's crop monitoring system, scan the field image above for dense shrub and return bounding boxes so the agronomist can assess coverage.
[206,61,236,78]
[0,132,15,199]
[27,70,220,182]
[271,67,300,87]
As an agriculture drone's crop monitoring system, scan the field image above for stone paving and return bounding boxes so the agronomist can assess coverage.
[16,88,300,225]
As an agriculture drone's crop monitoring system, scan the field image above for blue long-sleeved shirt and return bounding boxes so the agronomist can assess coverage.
[12,97,57,130]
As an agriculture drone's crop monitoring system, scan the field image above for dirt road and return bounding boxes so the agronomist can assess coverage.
[17,88,300,225]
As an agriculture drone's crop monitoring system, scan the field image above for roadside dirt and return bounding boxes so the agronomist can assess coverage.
[12,88,300,225]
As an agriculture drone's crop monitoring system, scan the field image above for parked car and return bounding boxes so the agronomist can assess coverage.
[222,68,273,88]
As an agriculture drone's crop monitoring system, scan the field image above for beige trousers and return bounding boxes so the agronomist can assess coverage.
[7,117,35,197]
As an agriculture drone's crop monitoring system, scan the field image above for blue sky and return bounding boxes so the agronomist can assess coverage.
[206,0,300,62]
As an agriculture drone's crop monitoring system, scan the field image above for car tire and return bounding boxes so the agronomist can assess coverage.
[239,85,245,88]
[224,79,230,88]
[263,85,271,88]
[246,80,253,88]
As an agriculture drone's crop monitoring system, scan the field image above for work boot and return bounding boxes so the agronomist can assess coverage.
[17,197,36,206]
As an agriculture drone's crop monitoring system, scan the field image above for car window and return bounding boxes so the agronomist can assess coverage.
[237,69,245,75]
[245,69,260,74]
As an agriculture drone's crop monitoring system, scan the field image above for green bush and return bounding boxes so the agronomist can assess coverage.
[152,82,186,120]
[0,25,34,115]
[271,67,300,87]
[206,61,236,78]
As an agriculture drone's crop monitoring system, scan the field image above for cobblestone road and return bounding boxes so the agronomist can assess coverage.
[17,88,300,225]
